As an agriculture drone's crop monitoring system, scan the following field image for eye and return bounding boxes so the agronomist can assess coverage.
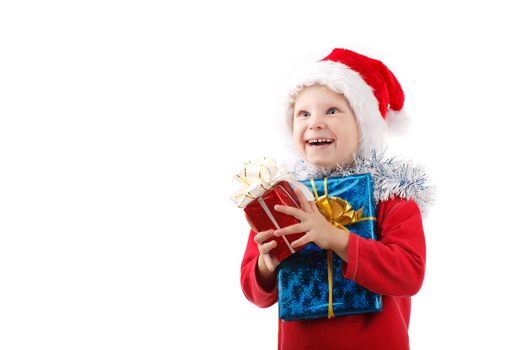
[327,107,338,115]
[297,111,310,118]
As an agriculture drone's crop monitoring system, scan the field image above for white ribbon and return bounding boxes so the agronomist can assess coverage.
[231,158,314,208]
[231,158,283,208]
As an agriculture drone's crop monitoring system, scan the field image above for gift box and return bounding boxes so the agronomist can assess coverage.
[243,180,307,262]
[277,173,382,321]
[232,159,309,262]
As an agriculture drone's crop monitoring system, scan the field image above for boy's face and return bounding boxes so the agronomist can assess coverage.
[292,85,359,169]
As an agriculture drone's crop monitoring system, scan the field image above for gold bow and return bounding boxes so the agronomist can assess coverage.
[310,177,376,319]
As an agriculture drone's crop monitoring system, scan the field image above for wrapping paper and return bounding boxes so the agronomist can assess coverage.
[231,158,310,262]
[277,173,382,321]
[244,181,307,262]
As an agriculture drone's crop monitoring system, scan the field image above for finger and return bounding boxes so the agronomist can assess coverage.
[254,229,275,244]
[259,240,277,255]
[274,223,306,236]
[269,253,280,268]
[294,187,311,212]
[263,254,277,272]
[273,204,305,221]
[309,200,319,212]
[291,234,312,248]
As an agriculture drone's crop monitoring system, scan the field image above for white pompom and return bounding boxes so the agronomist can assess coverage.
[385,110,411,136]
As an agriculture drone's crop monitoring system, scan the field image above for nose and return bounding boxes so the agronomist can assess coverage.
[308,113,326,130]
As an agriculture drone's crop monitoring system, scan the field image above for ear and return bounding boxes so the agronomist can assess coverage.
[287,105,295,129]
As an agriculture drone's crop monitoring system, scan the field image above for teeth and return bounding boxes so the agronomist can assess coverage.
[307,138,334,144]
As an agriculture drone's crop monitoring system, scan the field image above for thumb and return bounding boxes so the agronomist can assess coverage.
[264,253,279,272]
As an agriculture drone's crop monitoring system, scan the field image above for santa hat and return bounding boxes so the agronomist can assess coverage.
[285,48,408,156]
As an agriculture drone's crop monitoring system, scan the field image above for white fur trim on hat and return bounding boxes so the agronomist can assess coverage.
[285,60,387,157]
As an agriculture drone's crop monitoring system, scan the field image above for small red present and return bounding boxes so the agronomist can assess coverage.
[231,159,308,262]
[243,180,307,262]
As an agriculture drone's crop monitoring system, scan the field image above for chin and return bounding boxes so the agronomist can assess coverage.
[307,158,336,170]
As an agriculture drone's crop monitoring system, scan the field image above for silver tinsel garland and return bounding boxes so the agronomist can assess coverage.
[289,150,434,216]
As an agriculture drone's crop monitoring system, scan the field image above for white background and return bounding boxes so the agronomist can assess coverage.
[1,1,524,349]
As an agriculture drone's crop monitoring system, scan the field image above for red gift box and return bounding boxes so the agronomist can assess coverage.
[244,181,307,262]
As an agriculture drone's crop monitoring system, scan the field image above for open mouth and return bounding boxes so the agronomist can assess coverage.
[306,138,335,146]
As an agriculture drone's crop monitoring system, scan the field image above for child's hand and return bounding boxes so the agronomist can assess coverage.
[253,229,281,273]
[273,187,339,250]
[244,213,281,273]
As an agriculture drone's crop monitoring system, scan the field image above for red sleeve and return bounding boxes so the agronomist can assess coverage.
[240,229,278,308]
[344,197,426,297]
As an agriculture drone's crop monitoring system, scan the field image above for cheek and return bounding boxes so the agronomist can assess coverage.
[291,124,305,150]
[292,129,301,146]
[341,119,359,146]
[351,124,360,148]
[336,124,359,153]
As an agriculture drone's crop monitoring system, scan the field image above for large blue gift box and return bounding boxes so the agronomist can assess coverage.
[277,174,382,321]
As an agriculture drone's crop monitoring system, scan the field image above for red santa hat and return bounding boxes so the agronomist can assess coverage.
[285,48,408,156]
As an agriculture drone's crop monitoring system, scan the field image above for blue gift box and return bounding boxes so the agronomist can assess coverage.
[277,173,382,321]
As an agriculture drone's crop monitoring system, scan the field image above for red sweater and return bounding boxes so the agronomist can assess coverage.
[240,197,426,350]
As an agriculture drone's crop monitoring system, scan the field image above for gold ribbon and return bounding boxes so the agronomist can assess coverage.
[310,177,376,319]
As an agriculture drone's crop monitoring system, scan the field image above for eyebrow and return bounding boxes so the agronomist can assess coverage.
[294,102,347,111]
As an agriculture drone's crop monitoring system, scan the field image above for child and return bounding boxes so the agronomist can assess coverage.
[240,48,432,350]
